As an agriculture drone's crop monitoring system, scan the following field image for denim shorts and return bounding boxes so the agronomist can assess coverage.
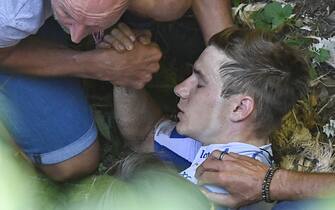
[0,73,97,164]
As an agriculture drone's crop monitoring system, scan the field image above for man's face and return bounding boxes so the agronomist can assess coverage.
[174,46,235,144]
[51,0,128,43]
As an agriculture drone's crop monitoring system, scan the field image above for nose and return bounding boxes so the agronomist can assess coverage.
[69,24,88,43]
[174,77,193,99]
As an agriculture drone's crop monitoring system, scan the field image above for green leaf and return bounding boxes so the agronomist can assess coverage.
[232,0,241,7]
[252,2,294,30]
[252,10,271,30]
[312,48,331,63]
[272,16,285,29]
[264,2,283,19]
[317,48,331,63]
[282,5,293,17]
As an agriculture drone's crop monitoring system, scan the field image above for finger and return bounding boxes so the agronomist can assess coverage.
[111,28,134,50]
[142,46,162,61]
[226,152,264,166]
[200,188,239,208]
[143,74,153,83]
[200,158,226,172]
[132,81,146,89]
[195,158,220,178]
[210,150,254,163]
[197,171,227,185]
[210,150,239,161]
[146,62,160,73]
[118,22,136,42]
[96,41,112,49]
[137,30,152,45]
[139,36,151,45]
[103,35,125,51]
[136,30,152,40]
[210,150,227,160]
[135,73,153,84]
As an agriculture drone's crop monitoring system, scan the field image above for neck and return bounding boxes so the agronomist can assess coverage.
[202,128,269,147]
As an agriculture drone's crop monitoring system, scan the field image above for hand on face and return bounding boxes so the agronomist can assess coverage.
[97,22,152,51]
[195,150,269,208]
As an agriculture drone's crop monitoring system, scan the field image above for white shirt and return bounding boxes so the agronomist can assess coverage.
[180,142,272,194]
[0,0,52,47]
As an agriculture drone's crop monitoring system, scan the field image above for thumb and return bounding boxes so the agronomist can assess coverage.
[139,36,151,45]
[136,30,152,45]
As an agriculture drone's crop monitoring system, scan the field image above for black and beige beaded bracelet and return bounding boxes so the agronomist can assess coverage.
[261,166,279,203]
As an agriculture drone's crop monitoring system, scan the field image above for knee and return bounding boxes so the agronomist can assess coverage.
[39,140,100,182]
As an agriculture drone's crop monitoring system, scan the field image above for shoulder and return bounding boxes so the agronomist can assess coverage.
[0,0,52,47]
[154,119,187,139]
[154,119,202,160]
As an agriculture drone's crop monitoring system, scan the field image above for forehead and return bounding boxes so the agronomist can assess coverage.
[194,46,233,77]
[56,0,128,26]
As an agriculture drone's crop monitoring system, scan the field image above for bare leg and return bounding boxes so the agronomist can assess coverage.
[128,0,233,43]
[128,0,192,21]
[38,140,100,182]
[113,87,162,152]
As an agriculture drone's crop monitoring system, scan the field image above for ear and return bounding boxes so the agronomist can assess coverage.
[229,96,254,122]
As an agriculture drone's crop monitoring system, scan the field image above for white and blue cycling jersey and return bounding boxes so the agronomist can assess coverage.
[154,119,273,194]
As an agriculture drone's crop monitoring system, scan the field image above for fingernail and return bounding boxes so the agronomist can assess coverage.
[140,37,150,44]
[126,45,133,50]
[130,36,136,42]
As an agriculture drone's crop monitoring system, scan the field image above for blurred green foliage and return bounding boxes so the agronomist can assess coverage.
[252,1,293,30]
[312,48,331,64]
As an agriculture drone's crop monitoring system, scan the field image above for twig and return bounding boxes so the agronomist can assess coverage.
[310,72,330,87]
[318,95,335,115]
[292,109,299,124]
[319,80,335,88]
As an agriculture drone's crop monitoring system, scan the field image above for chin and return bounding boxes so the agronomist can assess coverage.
[176,123,198,139]
[175,123,187,135]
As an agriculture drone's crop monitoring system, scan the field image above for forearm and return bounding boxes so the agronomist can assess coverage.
[113,86,162,152]
[0,37,88,77]
[192,0,234,43]
[271,169,335,200]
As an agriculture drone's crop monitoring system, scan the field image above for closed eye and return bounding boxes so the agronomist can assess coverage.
[197,83,204,88]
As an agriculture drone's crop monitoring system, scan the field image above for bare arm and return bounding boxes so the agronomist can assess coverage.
[0,37,162,89]
[271,169,335,200]
[192,0,234,43]
[113,87,163,152]
[196,151,335,208]
[0,37,81,77]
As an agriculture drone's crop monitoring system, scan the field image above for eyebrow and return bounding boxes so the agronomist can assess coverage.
[193,68,208,84]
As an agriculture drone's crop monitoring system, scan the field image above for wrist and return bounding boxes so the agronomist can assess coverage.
[71,51,92,78]
[262,166,280,202]
[71,49,116,80]
[269,169,295,201]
